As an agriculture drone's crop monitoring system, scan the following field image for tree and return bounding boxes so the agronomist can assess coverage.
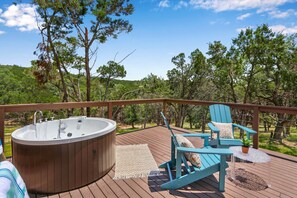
[60,0,134,115]
[34,0,134,116]
[167,49,211,127]
[97,61,126,101]
[253,28,297,140]
[207,41,241,103]
[123,105,140,128]
[208,25,297,140]
[33,0,74,102]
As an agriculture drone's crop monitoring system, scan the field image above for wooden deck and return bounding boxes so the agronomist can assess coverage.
[30,126,297,198]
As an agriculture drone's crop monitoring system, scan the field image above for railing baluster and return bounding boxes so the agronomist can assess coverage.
[108,103,113,119]
[162,100,167,118]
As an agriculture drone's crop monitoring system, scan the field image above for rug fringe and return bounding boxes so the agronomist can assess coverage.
[113,169,160,180]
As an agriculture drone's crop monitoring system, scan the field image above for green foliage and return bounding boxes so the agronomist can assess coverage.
[123,105,140,128]
[140,74,170,98]
[97,61,126,80]
[259,132,297,156]
[0,65,59,104]
[97,61,127,101]
[242,137,252,147]
[167,49,212,127]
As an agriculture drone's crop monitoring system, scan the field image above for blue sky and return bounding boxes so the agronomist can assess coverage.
[0,0,297,80]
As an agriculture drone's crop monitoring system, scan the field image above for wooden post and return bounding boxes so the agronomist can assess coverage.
[0,108,4,151]
[252,107,259,149]
[108,103,113,119]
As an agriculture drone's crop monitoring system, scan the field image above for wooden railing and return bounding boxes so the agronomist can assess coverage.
[1,98,297,151]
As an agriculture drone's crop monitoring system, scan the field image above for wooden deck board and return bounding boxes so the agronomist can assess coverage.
[29,126,297,198]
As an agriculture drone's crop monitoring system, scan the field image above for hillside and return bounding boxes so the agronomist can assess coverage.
[0,65,141,105]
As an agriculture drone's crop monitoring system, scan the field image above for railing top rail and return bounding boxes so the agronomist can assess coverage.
[165,99,297,115]
[0,98,296,114]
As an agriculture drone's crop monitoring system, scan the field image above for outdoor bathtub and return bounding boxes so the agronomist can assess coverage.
[11,117,116,193]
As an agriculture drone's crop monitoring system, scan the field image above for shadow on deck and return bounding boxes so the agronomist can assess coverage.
[31,126,297,198]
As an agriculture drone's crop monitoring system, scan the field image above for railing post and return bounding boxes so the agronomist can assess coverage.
[252,107,259,149]
[108,102,113,119]
[0,108,4,151]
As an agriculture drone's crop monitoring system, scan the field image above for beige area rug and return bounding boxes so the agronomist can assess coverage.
[113,144,160,180]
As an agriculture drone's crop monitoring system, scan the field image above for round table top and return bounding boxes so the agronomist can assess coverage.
[230,146,271,163]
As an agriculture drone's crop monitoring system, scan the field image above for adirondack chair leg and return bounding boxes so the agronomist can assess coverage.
[219,155,227,192]
[176,150,182,178]
[171,136,176,167]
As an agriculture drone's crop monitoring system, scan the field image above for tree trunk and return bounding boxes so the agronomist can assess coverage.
[264,120,268,132]
[201,111,206,133]
[175,104,182,127]
[103,78,111,101]
[189,115,193,129]
[46,23,68,103]
[272,114,285,140]
[132,122,135,129]
[285,126,290,136]
[84,28,91,116]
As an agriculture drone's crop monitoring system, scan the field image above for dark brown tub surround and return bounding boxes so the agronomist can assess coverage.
[12,117,116,194]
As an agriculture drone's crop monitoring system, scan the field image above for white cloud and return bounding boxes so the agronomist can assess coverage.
[0,30,5,35]
[0,4,39,32]
[237,13,252,20]
[268,9,297,18]
[189,0,293,12]
[174,1,188,10]
[210,19,230,25]
[236,26,254,32]
[270,25,297,34]
[236,25,297,34]
[159,0,170,8]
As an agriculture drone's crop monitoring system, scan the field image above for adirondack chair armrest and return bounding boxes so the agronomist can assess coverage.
[176,147,233,156]
[180,133,210,138]
[233,124,257,135]
[180,133,211,147]
[208,123,220,133]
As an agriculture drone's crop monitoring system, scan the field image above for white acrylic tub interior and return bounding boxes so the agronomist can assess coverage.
[12,117,116,145]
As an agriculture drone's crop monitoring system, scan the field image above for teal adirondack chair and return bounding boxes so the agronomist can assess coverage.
[159,112,232,192]
[208,104,257,148]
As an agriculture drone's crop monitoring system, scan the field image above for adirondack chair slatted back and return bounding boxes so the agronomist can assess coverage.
[160,112,191,173]
[161,112,175,137]
[160,112,179,146]
[209,104,232,123]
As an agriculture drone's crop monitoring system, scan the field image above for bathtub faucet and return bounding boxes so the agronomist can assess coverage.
[34,110,43,139]
[57,120,67,139]
[33,110,43,125]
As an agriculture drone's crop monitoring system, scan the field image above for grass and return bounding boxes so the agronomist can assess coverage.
[4,125,20,157]
[259,132,297,156]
